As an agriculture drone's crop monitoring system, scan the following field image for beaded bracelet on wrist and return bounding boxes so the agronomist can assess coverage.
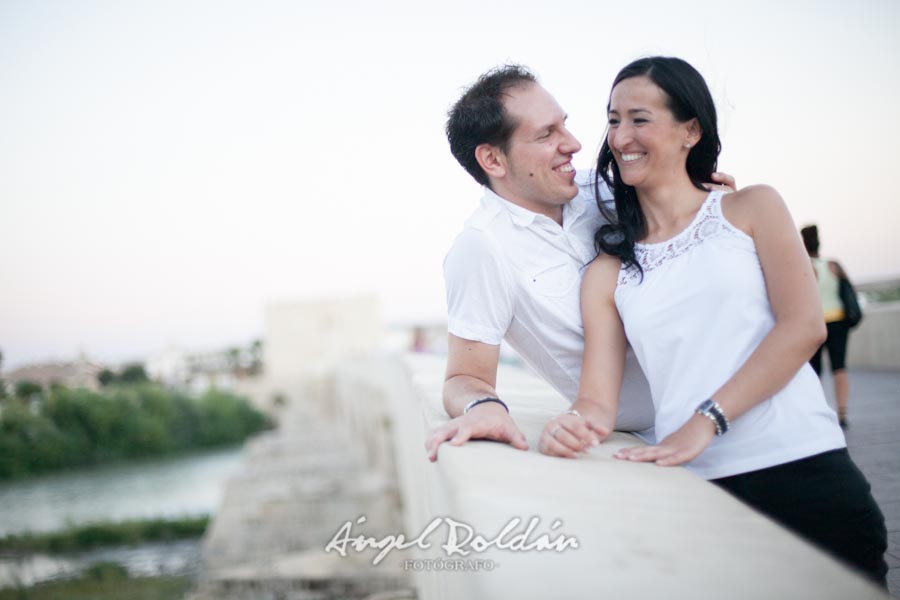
[695,399,730,436]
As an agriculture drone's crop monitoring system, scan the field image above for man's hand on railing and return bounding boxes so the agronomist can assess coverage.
[425,402,528,462]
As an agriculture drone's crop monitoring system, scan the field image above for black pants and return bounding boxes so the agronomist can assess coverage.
[810,320,850,374]
[712,448,887,586]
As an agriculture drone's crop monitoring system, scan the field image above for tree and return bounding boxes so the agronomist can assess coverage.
[14,380,42,399]
[0,349,7,399]
[97,369,116,387]
[119,364,149,384]
[225,347,241,374]
[249,339,263,375]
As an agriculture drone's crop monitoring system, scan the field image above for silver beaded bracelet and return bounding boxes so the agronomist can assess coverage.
[696,399,730,436]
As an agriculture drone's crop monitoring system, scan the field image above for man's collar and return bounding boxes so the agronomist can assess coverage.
[481,186,538,227]
[563,189,587,224]
[481,186,589,228]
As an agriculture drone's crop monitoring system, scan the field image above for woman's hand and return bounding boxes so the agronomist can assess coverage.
[547,254,625,459]
[539,410,611,459]
[614,413,717,466]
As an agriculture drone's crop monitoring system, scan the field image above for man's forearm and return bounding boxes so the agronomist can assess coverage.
[428,372,527,462]
[442,374,500,417]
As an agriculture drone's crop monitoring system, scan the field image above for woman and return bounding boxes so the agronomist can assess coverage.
[801,224,854,428]
[538,57,887,584]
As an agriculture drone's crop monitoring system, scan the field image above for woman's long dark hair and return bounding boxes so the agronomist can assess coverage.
[593,57,721,279]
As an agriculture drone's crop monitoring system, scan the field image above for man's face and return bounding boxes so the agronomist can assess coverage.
[492,83,582,218]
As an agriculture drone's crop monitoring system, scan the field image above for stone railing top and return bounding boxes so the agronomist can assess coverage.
[396,353,887,600]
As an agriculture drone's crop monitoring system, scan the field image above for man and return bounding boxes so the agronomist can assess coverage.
[426,65,732,462]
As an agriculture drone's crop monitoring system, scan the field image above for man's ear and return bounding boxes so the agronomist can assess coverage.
[475,143,507,180]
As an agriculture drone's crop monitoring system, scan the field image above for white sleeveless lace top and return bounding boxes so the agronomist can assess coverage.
[614,191,844,479]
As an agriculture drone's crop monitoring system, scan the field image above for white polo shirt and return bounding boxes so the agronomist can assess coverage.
[444,171,654,433]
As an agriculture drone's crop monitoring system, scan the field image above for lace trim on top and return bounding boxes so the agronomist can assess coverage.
[618,192,740,286]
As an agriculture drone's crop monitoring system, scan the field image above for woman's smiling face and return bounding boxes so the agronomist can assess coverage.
[607,76,698,190]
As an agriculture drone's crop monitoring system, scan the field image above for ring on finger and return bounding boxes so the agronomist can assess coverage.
[551,426,561,438]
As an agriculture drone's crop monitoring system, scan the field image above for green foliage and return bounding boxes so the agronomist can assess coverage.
[0,516,210,554]
[249,339,263,374]
[0,383,271,479]
[0,562,191,599]
[118,364,150,384]
[97,369,116,387]
[14,381,42,399]
[861,286,900,304]
[83,561,129,580]
[196,388,268,446]
[0,351,7,399]
[97,364,150,387]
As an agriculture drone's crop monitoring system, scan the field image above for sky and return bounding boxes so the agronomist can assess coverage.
[1,0,899,370]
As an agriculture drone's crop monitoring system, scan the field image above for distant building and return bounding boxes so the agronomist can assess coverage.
[383,321,447,355]
[146,343,261,393]
[3,355,104,392]
[264,295,381,383]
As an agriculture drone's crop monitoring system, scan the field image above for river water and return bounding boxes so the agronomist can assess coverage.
[0,446,245,587]
[0,446,244,535]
